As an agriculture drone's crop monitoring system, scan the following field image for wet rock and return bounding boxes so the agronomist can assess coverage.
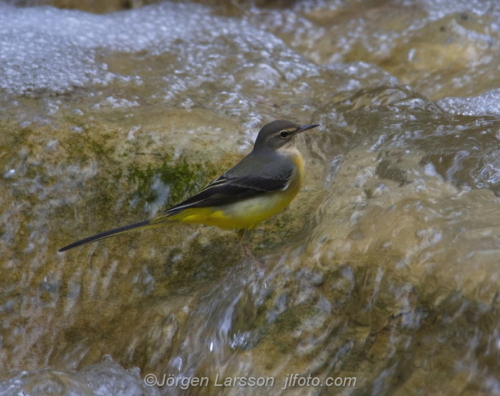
[2,1,500,396]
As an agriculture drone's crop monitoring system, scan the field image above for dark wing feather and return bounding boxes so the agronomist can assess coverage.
[165,151,294,215]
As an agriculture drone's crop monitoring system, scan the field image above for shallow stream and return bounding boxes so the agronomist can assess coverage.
[1,1,500,395]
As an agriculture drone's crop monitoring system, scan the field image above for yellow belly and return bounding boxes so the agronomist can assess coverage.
[169,168,303,230]
[167,149,304,230]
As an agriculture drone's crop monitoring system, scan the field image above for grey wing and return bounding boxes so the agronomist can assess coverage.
[165,152,295,215]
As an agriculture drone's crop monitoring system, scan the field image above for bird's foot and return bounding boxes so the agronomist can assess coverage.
[239,242,265,270]
[237,229,266,270]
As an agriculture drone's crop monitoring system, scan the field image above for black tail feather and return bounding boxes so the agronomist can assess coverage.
[58,219,152,252]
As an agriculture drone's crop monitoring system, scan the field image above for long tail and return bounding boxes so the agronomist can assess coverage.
[58,219,170,252]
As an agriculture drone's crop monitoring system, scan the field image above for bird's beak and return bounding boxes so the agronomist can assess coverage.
[295,123,319,134]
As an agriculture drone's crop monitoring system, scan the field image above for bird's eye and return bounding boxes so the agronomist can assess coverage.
[279,130,289,138]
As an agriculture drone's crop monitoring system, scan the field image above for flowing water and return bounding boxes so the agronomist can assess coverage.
[1,0,500,395]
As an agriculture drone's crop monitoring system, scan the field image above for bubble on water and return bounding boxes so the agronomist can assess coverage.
[438,88,500,115]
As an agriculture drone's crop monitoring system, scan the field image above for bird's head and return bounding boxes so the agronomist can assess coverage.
[253,120,319,152]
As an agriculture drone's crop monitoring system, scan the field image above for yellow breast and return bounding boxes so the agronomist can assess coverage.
[173,149,304,230]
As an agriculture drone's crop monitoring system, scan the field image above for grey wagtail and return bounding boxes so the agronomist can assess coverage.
[58,120,319,257]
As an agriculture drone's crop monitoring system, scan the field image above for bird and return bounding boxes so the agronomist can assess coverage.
[58,120,319,258]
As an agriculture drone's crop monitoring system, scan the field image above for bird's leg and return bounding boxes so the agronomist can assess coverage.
[237,230,267,270]
[237,229,258,261]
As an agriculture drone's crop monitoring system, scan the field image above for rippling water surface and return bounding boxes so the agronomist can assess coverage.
[1,0,500,395]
